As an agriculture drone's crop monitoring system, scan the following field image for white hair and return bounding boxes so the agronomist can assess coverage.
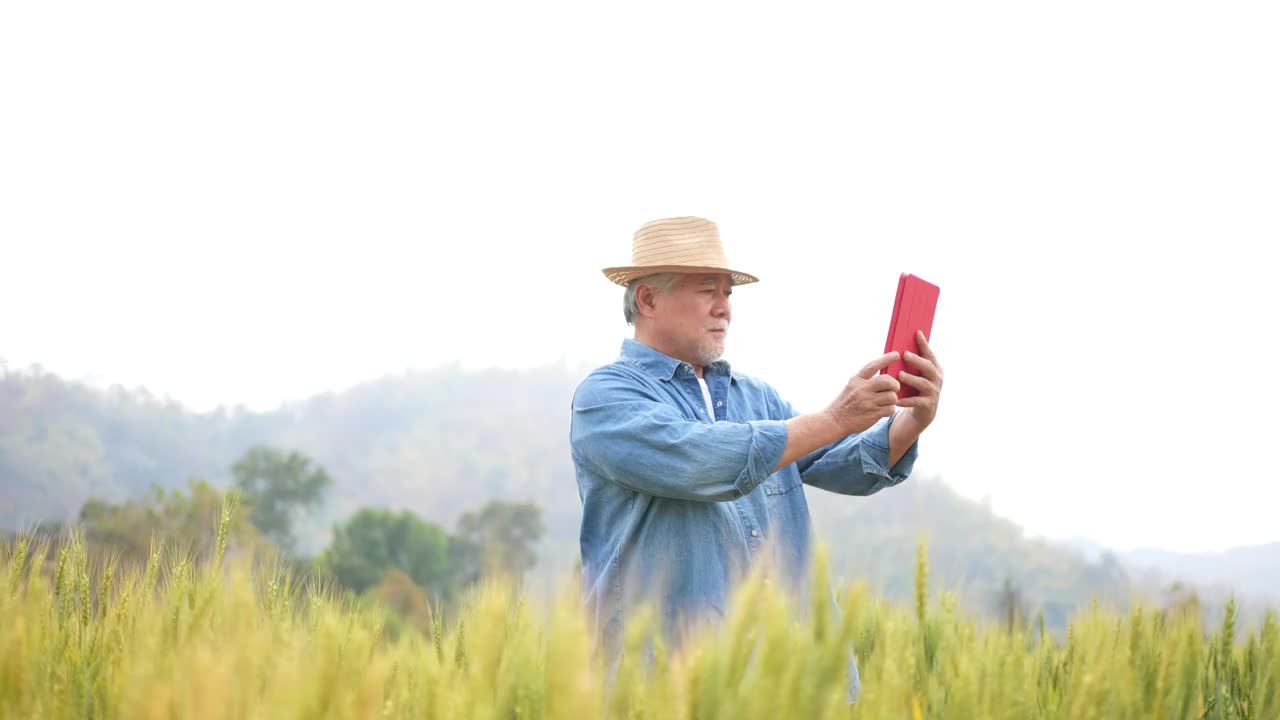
[623,272,683,325]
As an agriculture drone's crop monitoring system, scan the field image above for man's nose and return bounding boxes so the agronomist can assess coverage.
[713,296,732,320]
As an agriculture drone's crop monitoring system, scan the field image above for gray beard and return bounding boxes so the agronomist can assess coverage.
[692,339,725,367]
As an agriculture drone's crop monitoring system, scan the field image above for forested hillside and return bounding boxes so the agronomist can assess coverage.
[4,362,1264,629]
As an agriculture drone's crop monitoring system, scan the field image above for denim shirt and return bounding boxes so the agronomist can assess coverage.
[570,338,919,700]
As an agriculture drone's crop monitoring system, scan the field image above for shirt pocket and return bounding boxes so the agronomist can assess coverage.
[762,471,802,496]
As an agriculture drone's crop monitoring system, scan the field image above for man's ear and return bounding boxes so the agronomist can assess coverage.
[636,283,659,318]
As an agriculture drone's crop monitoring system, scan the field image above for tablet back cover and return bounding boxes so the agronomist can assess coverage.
[882,273,940,398]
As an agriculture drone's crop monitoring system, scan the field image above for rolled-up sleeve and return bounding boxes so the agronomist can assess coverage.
[571,369,789,502]
[794,413,918,496]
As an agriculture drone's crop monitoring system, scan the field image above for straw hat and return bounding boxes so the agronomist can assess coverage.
[601,216,759,287]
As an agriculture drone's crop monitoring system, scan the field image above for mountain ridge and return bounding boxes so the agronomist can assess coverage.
[3,362,1274,626]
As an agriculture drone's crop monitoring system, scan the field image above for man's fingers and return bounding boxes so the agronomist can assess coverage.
[910,332,943,382]
[896,395,928,408]
[896,368,936,397]
[916,331,937,361]
[902,355,941,384]
[858,352,900,379]
[874,390,899,406]
[897,372,930,390]
[870,374,901,393]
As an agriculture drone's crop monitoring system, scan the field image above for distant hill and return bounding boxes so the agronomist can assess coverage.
[2,362,1271,629]
[1121,544,1280,603]
[0,363,588,584]
[807,475,1130,630]
[1054,535,1280,604]
[0,368,248,526]
[1058,535,1109,563]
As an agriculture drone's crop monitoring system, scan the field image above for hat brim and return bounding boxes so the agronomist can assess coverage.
[601,265,759,287]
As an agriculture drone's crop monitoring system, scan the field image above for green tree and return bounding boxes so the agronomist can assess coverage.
[452,500,544,581]
[319,508,450,594]
[232,446,331,554]
[78,478,260,566]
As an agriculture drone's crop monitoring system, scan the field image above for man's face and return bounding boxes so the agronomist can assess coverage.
[648,273,733,366]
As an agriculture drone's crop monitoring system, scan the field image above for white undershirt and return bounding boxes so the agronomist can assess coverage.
[696,376,716,421]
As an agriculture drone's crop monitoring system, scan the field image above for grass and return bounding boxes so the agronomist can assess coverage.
[2,503,1277,719]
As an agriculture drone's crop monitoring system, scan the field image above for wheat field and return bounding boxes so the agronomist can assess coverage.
[2,505,1277,719]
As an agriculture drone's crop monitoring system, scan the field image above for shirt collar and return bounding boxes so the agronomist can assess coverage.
[618,338,739,383]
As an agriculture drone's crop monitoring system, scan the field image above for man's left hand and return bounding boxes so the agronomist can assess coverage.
[896,330,943,428]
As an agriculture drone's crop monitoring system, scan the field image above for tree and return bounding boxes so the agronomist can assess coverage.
[319,508,451,594]
[1164,581,1204,623]
[452,500,544,581]
[371,569,433,635]
[232,446,331,554]
[996,575,1028,634]
[77,478,260,566]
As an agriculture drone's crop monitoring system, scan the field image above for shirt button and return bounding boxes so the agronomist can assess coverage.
[716,401,723,407]
[750,529,760,538]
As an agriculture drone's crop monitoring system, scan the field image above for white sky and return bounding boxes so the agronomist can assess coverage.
[2,1,1276,554]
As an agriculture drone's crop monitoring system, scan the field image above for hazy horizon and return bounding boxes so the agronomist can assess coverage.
[4,0,1277,556]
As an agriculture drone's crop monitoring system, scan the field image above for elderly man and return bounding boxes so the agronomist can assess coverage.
[570,216,943,699]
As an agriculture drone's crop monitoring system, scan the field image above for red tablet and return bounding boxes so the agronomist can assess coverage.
[881,273,940,399]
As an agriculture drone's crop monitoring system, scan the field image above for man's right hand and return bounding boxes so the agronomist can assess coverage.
[773,351,902,473]
[823,352,901,435]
